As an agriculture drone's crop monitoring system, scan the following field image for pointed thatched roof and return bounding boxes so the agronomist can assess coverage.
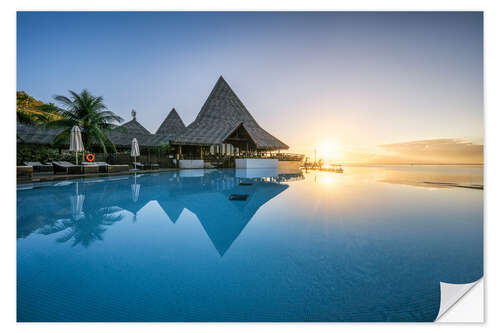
[17,122,62,145]
[173,76,289,150]
[17,77,288,150]
[156,108,186,139]
[106,117,154,147]
[17,115,175,148]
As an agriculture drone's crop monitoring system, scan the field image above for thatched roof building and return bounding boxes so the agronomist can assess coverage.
[173,76,288,151]
[106,112,156,147]
[155,108,186,139]
[17,122,61,144]
[17,76,289,153]
[18,109,183,149]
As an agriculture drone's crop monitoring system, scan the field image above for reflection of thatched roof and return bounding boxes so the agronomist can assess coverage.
[173,76,289,150]
[18,171,290,256]
[119,171,288,255]
[156,199,185,223]
[181,179,288,255]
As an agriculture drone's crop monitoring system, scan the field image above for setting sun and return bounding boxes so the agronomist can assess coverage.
[316,140,343,162]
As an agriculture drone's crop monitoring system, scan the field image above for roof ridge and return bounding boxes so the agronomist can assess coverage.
[156,108,186,135]
[191,76,258,126]
[117,118,152,136]
[173,77,289,150]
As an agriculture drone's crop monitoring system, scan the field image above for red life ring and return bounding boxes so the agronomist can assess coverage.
[86,153,95,162]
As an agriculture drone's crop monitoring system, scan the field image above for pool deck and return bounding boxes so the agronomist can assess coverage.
[17,168,179,185]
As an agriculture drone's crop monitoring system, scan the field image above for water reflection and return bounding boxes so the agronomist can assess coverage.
[17,166,482,251]
[17,169,293,253]
[131,174,141,203]
[17,166,482,322]
[348,165,483,189]
[38,206,124,248]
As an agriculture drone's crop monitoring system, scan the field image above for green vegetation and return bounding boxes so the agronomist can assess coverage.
[158,142,171,155]
[17,90,123,154]
[43,90,123,154]
[16,91,60,125]
[16,144,74,165]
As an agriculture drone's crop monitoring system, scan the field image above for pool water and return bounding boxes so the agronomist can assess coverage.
[17,166,483,322]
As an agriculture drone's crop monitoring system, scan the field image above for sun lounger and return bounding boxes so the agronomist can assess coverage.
[133,162,160,170]
[82,164,99,174]
[82,161,104,172]
[82,161,128,173]
[52,161,83,174]
[82,161,105,173]
[24,161,53,172]
[133,162,145,170]
[54,161,100,174]
[108,164,129,173]
[93,162,110,172]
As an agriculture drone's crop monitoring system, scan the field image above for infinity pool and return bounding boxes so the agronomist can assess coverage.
[17,166,483,321]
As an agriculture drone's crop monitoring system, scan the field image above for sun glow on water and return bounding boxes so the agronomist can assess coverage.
[319,173,336,185]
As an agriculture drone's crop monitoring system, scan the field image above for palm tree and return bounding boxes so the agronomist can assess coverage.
[45,90,123,153]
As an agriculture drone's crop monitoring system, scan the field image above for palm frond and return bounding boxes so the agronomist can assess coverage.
[53,95,76,110]
[44,89,122,151]
[45,118,75,128]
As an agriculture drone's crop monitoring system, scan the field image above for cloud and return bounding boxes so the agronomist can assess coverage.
[376,138,483,164]
[339,138,483,164]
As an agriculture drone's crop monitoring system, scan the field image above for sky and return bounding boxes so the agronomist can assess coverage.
[17,12,483,164]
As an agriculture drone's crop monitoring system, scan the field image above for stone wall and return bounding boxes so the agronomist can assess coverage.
[235,158,278,169]
[179,159,204,169]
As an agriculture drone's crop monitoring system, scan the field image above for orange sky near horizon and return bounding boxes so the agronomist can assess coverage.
[288,137,483,165]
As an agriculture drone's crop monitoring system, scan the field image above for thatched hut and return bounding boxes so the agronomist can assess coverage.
[155,108,186,139]
[106,111,156,148]
[17,122,62,145]
[17,76,293,166]
[172,76,288,159]
[147,108,187,147]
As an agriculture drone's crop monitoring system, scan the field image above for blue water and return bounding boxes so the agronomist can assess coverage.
[17,166,483,322]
